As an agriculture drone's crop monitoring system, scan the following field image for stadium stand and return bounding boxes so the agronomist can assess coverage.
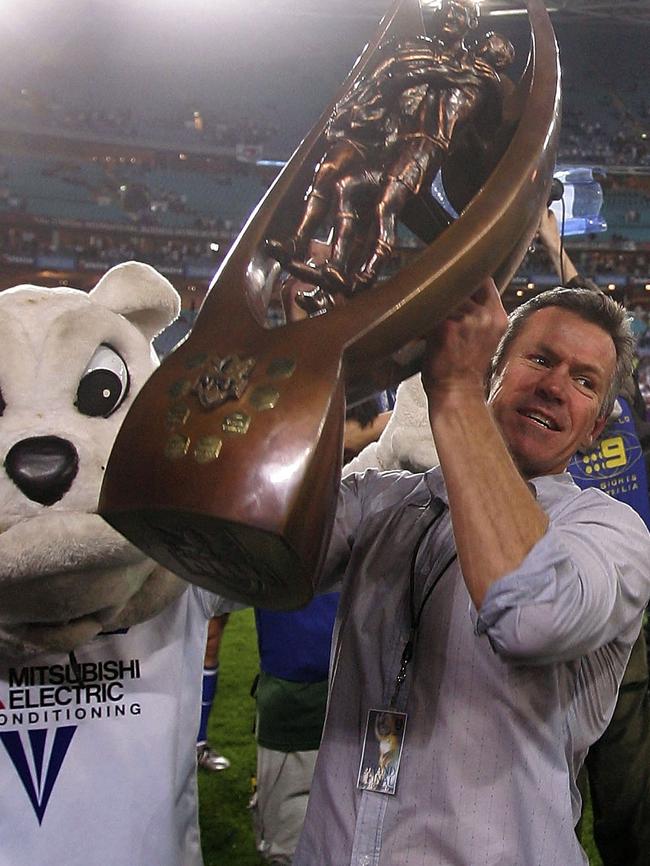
[0,14,649,329]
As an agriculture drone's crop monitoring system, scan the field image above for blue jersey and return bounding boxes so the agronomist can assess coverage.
[255,592,339,683]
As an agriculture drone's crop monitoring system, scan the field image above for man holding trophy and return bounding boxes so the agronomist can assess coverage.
[293,280,650,865]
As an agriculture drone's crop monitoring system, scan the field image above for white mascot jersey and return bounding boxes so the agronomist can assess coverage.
[0,587,222,866]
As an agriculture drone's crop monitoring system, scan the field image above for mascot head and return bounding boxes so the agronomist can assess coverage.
[0,262,187,659]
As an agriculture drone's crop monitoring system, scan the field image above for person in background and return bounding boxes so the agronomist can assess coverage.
[250,594,339,866]
[535,207,600,291]
[344,390,395,464]
[196,613,231,772]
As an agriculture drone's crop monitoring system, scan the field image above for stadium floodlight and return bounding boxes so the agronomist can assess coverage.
[487,8,530,14]
[487,6,559,15]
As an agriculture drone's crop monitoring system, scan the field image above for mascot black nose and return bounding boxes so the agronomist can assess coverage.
[4,436,79,505]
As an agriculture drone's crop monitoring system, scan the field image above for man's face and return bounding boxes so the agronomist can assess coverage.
[488,306,617,479]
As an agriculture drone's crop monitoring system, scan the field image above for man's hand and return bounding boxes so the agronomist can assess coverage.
[422,277,548,610]
[422,277,508,411]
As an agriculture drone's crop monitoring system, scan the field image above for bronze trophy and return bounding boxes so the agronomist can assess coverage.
[99,0,561,609]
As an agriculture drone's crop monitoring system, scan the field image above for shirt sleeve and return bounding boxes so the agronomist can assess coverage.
[315,469,415,593]
[313,472,366,594]
[476,489,650,664]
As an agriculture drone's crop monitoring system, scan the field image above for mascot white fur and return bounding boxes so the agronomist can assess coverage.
[0,263,229,866]
[344,374,439,474]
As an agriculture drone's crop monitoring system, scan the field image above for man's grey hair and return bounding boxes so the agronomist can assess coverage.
[490,287,635,419]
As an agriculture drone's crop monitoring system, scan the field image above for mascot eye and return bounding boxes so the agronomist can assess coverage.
[0,387,5,416]
[75,344,130,418]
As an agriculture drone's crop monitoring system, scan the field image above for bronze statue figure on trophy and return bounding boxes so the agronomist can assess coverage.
[266,0,514,317]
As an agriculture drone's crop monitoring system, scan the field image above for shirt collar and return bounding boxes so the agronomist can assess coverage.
[424,465,448,505]
[423,465,577,509]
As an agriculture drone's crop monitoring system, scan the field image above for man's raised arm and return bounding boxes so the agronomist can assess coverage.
[422,278,549,609]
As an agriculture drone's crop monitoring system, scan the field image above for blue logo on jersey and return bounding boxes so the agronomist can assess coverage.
[0,726,76,823]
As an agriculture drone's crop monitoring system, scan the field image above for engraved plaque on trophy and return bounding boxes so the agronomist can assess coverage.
[99,0,561,608]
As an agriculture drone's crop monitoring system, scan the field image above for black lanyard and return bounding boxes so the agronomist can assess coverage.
[389,502,457,709]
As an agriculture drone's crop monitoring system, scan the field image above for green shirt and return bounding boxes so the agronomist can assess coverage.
[255,670,328,752]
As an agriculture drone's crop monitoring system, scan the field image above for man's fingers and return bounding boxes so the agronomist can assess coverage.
[470,276,498,305]
[448,278,500,321]
[473,278,508,332]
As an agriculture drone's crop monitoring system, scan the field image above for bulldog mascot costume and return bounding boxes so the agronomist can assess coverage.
[0,263,231,866]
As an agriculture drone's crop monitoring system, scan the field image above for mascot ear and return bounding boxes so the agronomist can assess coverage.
[90,261,181,340]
